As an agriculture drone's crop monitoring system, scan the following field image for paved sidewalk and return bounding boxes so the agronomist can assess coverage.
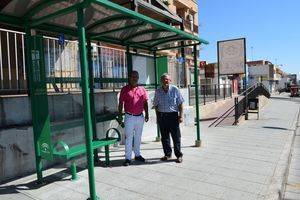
[0,96,299,200]
[284,97,300,200]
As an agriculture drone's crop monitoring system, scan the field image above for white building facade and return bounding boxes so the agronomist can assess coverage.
[247,60,284,93]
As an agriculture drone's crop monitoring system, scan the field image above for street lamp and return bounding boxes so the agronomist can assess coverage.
[250,46,254,61]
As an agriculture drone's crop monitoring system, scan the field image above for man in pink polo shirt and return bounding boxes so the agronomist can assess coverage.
[118,70,149,166]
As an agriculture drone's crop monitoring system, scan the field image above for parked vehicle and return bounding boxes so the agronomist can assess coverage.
[290,85,300,97]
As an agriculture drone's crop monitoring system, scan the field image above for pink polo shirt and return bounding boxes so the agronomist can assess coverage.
[119,85,148,115]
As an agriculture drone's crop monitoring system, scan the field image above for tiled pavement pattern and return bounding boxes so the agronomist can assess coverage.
[1,96,299,200]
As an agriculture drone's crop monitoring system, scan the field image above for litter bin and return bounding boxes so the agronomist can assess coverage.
[248,98,259,110]
[248,98,259,119]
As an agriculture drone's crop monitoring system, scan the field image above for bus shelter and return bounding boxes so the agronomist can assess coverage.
[0,1,208,199]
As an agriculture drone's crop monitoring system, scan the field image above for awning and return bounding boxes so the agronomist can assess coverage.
[0,0,208,51]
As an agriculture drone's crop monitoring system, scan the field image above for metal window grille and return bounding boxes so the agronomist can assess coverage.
[0,28,128,94]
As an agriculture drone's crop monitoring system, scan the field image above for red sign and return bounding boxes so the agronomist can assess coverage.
[205,64,215,78]
[199,61,206,69]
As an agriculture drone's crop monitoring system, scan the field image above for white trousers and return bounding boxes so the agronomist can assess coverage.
[124,114,144,160]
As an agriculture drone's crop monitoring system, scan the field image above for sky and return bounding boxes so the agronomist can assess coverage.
[198,0,300,76]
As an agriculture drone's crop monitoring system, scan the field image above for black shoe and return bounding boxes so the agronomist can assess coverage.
[175,156,183,163]
[135,155,145,162]
[123,159,131,166]
[160,155,171,161]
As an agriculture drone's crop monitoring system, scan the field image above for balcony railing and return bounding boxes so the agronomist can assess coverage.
[183,20,198,33]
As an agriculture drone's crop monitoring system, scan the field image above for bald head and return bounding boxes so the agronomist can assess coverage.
[160,73,171,88]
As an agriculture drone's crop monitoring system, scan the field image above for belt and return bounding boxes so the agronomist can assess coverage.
[158,112,178,117]
[126,112,143,116]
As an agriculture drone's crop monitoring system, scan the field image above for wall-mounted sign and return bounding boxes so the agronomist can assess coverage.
[178,57,185,64]
[58,33,65,46]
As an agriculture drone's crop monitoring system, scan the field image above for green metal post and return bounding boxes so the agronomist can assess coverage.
[87,39,99,164]
[193,44,201,147]
[126,46,132,76]
[71,161,78,181]
[244,39,248,120]
[153,51,161,142]
[25,26,43,183]
[105,145,110,167]
[77,8,98,200]
[180,22,186,87]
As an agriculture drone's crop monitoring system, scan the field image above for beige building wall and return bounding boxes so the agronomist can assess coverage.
[169,0,199,86]
[171,0,199,85]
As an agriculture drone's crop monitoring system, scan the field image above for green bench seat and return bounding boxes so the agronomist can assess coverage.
[52,138,119,159]
[51,128,121,180]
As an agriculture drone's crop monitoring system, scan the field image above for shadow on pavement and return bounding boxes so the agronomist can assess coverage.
[262,126,294,131]
[0,145,193,195]
[0,168,72,195]
[109,145,194,153]
[104,157,178,168]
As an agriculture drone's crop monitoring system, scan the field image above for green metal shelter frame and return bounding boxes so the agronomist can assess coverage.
[0,1,208,199]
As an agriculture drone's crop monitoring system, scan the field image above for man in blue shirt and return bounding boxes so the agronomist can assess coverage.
[153,73,184,163]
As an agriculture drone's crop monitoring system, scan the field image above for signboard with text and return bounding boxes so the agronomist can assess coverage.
[218,38,246,75]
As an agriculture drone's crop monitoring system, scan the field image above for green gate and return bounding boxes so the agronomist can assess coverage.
[156,56,168,81]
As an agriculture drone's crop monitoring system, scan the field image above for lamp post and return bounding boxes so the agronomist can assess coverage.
[251,46,254,61]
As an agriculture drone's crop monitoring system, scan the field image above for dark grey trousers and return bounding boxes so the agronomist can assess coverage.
[158,112,183,158]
